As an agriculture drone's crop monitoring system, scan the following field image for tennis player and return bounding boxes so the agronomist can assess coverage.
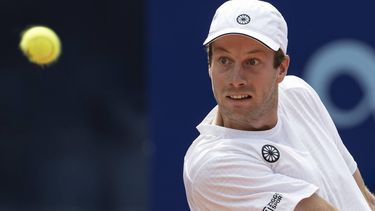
[183,0,375,210]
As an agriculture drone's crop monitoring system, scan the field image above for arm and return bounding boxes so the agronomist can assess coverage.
[295,193,338,211]
[353,169,375,210]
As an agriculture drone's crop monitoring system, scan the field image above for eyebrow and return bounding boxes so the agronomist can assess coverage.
[212,46,230,53]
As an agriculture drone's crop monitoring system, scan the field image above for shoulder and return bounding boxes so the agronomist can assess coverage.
[280,75,314,92]
[184,138,272,187]
[279,75,321,102]
[184,140,273,201]
[183,140,320,210]
[277,75,331,121]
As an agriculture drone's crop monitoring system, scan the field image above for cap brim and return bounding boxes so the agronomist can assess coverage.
[203,28,280,51]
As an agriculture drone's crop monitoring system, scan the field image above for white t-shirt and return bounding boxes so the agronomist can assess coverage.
[183,76,370,211]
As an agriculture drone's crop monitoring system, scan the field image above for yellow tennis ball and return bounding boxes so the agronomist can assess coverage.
[19,26,61,65]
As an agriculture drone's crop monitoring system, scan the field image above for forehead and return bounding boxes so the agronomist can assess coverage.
[211,34,273,54]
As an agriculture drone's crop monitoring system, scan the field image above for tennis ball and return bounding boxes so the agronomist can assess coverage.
[19,26,61,65]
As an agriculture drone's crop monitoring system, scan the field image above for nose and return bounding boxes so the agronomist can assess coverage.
[230,65,247,87]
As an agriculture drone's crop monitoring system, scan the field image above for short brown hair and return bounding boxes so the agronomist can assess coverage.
[206,44,286,69]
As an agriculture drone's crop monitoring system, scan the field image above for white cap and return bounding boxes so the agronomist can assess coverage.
[203,0,288,53]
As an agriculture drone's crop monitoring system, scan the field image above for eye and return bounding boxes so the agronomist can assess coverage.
[218,57,231,65]
[245,58,259,66]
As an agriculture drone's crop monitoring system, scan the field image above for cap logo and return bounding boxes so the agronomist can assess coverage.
[236,14,251,25]
[262,145,280,163]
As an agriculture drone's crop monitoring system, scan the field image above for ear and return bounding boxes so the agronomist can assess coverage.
[208,66,212,78]
[277,55,290,83]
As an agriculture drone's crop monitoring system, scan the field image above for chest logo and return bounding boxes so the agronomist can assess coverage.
[262,145,280,163]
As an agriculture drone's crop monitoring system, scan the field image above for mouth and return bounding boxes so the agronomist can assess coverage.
[227,94,252,100]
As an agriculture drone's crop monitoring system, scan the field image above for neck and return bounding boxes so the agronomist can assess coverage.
[219,109,278,131]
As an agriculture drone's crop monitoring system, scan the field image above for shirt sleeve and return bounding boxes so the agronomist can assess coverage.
[300,78,358,174]
[190,153,318,211]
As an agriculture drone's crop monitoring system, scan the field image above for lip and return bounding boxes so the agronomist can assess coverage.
[227,94,250,99]
[226,94,252,101]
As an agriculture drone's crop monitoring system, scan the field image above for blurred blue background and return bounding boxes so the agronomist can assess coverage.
[0,0,148,210]
[149,0,375,210]
[0,0,374,210]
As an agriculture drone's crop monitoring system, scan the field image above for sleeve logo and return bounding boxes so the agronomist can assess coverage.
[263,193,283,211]
[262,145,280,163]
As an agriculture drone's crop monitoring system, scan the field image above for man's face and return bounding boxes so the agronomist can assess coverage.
[209,34,288,130]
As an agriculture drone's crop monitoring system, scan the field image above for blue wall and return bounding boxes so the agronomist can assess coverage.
[0,1,147,210]
[149,0,375,210]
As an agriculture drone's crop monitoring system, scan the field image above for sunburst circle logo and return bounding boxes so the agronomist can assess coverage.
[236,14,251,25]
[262,145,280,163]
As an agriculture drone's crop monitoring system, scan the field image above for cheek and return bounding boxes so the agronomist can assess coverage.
[210,71,223,88]
[210,73,226,99]
[255,75,276,95]
[211,77,221,95]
